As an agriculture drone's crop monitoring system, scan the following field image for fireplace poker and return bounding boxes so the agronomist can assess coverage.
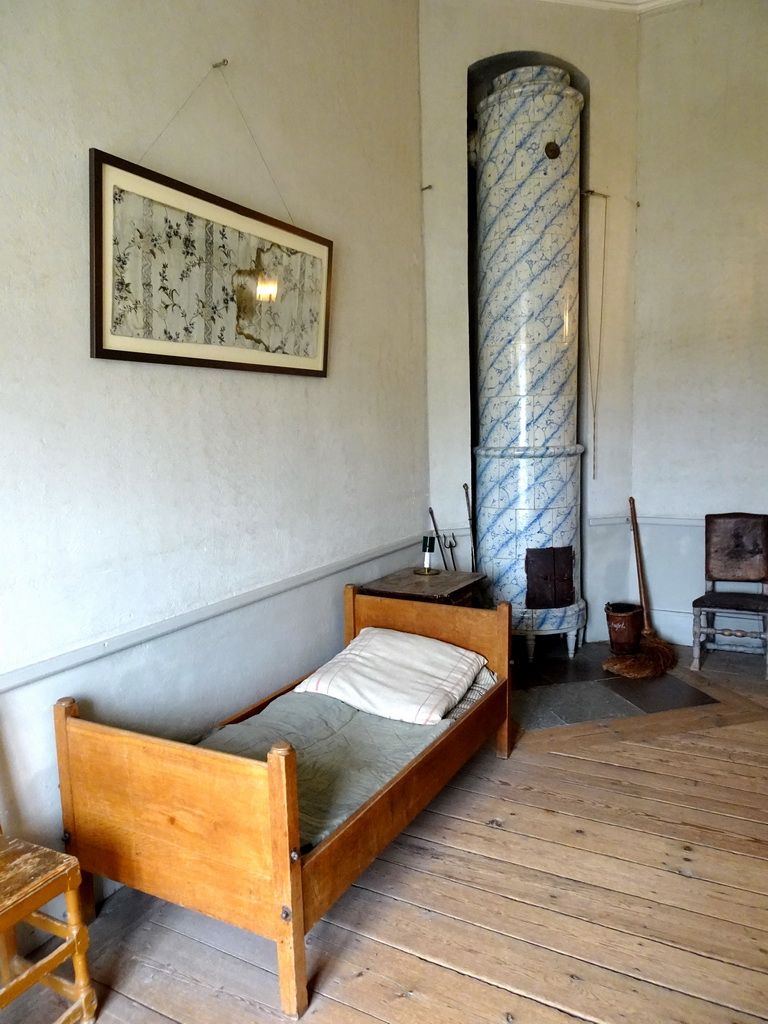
[463,483,477,571]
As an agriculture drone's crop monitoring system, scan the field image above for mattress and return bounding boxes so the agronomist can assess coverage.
[198,691,457,851]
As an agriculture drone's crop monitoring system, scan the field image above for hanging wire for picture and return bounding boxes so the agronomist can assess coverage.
[137,64,219,164]
[215,63,295,225]
[136,58,294,225]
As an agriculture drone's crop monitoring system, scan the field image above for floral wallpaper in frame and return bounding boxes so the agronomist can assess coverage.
[90,149,333,376]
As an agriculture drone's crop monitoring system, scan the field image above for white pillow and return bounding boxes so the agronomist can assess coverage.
[294,627,487,725]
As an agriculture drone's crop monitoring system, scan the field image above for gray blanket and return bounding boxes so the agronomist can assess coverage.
[198,692,451,851]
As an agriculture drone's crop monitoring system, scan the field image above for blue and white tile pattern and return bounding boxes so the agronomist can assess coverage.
[474,66,586,649]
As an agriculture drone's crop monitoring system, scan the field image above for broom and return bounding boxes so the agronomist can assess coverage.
[603,497,677,679]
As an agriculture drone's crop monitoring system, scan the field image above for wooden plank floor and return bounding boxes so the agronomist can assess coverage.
[7,665,768,1023]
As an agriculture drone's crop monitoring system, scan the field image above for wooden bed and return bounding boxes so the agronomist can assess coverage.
[54,585,512,1018]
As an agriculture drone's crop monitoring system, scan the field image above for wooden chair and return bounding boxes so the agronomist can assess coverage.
[691,512,768,680]
[0,834,97,1023]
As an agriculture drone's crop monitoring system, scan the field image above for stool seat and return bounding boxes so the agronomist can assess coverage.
[0,835,97,1023]
[1,839,79,915]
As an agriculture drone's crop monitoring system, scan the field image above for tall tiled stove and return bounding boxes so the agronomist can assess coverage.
[473,66,586,659]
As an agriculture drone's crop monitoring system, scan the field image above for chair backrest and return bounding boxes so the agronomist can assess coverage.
[705,513,768,583]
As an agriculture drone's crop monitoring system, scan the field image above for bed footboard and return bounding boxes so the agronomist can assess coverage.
[53,698,308,1017]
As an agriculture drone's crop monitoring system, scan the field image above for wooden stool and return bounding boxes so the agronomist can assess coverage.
[0,835,97,1023]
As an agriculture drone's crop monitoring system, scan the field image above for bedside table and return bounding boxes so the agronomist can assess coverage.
[359,567,486,606]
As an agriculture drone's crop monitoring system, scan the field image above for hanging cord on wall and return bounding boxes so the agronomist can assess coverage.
[137,64,218,165]
[215,62,295,225]
[581,188,609,480]
[137,59,295,225]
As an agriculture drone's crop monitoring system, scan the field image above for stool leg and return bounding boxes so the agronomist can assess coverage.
[78,871,96,924]
[0,927,17,986]
[64,887,97,1023]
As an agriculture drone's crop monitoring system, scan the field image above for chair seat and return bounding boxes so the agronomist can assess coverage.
[692,591,768,613]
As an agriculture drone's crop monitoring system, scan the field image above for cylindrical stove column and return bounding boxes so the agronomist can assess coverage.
[473,65,586,657]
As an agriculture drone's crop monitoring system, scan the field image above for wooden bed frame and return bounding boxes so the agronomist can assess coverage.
[54,586,512,1018]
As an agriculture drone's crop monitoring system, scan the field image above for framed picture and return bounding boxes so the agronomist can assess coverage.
[90,149,332,375]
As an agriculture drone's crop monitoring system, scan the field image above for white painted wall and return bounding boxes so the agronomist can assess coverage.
[0,0,426,845]
[636,0,768,511]
[0,0,426,677]
[419,0,640,633]
[634,0,768,642]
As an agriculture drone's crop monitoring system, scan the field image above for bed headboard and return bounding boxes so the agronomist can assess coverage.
[343,584,511,681]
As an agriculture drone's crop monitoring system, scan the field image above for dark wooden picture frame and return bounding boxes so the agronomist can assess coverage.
[90,149,332,375]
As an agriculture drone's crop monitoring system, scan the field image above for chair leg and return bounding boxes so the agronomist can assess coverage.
[764,615,768,681]
[705,612,715,649]
[691,608,702,671]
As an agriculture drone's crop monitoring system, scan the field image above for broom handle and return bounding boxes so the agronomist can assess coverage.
[629,496,652,632]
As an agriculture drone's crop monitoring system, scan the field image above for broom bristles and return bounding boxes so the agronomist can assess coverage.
[603,630,677,679]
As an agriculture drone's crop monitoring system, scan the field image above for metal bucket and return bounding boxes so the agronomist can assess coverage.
[605,602,643,654]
